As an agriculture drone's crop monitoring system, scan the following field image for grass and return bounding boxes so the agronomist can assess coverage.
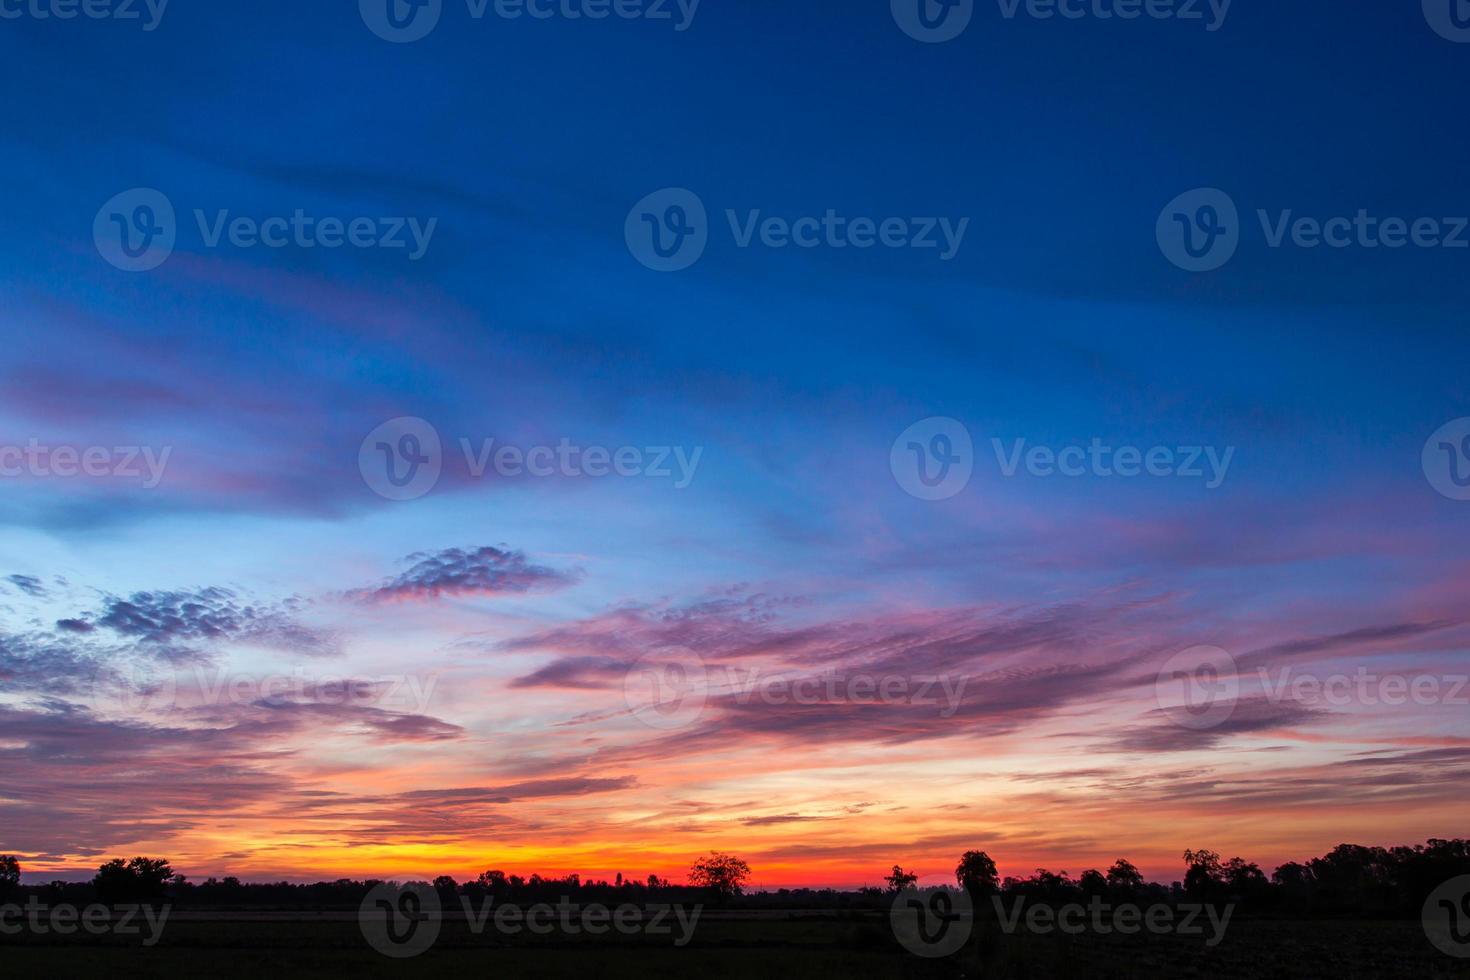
[0,910,1458,978]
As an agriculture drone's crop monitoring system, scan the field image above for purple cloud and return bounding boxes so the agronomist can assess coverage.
[356,546,578,603]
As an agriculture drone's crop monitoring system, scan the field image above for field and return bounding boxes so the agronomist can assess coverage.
[2,909,1464,978]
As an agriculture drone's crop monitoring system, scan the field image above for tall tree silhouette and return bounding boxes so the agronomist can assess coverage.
[689,852,750,903]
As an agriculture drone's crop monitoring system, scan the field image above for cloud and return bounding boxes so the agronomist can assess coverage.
[509,655,631,689]
[0,632,100,696]
[1100,698,1325,754]
[85,588,338,658]
[6,574,47,597]
[355,546,578,603]
[741,813,827,827]
[1238,620,1463,671]
[0,695,473,860]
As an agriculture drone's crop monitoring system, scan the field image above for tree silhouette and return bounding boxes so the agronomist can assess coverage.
[1182,849,1223,897]
[93,857,176,904]
[1105,859,1144,896]
[883,865,918,892]
[954,850,999,898]
[0,855,18,896]
[689,852,751,902]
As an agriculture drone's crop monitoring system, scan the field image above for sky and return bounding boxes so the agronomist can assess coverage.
[0,0,1468,889]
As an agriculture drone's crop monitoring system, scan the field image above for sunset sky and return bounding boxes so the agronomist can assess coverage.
[2,2,1468,889]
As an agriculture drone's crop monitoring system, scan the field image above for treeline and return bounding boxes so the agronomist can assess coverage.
[936,839,1470,918]
[1,838,1465,917]
[2,865,707,908]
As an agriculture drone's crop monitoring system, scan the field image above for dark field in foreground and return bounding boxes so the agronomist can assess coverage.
[2,911,1465,979]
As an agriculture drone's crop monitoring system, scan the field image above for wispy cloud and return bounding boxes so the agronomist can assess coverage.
[353,546,579,603]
